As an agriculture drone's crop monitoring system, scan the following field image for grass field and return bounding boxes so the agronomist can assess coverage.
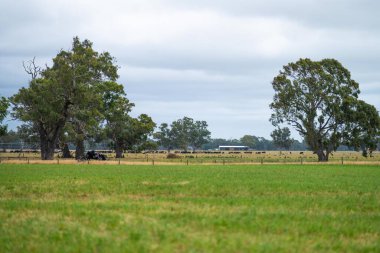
[0,164,379,252]
[1,150,380,165]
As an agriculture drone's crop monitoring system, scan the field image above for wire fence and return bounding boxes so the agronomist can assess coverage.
[1,142,379,165]
[1,154,379,166]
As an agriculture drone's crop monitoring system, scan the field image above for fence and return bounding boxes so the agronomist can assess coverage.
[1,154,379,166]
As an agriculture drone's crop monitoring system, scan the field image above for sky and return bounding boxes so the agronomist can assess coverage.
[1,0,379,140]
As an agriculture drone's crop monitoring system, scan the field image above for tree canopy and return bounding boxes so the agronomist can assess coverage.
[0,96,9,136]
[240,135,257,149]
[154,117,211,151]
[270,127,294,150]
[270,58,380,161]
[343,99,380,157]
[12,37,118,159]
[11,37,155,159]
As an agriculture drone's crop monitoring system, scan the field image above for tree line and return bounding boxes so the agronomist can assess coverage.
[202,131,307,151]
[0,37,379,161]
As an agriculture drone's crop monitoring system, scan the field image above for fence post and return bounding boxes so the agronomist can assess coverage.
[187,159,189,166]
[118,158,121,165]
[341,157,344,165]
[301,157,303,165]
[152,159,155,166]
[261,157,263,165]
[223,159,225,165]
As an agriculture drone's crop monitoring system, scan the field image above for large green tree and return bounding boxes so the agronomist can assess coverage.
[240,135,258,149]
[344,100,380,157]
[154,117,211,151]
[99,81,155,158]
[105,114,156,158]
[0,96,9,136]
[12,37,118,159]
[270,127,294,150]
[189,120,211,150]
[153,123,173,151]
[270,58,379,161]
[67,85,104,159]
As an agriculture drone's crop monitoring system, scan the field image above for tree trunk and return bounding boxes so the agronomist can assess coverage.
[75,139,85,160]
[37,100,69,160]
[62,143,72,158]
[316,149,328,162]
[115,142,124,158]
[40,138,56,160]
[39,126,60,160]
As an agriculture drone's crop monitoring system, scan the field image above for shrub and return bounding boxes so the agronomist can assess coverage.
[167,153,181,159]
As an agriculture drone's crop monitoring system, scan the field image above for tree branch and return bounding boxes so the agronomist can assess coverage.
[23,57,41,80]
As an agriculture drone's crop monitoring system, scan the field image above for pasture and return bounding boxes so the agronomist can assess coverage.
[0,164,379,252]
[1,150,380,165]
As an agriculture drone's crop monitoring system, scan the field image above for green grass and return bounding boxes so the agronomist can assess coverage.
[0,164,379,252]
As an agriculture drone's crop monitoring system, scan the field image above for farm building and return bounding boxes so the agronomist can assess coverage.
[219,145,249,151]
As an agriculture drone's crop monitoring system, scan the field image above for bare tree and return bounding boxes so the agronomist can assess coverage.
[22,57,41,80]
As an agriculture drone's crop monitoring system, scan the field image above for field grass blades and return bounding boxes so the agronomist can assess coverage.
[0,164,379,252]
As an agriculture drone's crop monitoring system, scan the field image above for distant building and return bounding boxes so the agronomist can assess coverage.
[219,145,249,151]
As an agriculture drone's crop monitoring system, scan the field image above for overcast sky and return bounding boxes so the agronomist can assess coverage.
[1,0,379,139]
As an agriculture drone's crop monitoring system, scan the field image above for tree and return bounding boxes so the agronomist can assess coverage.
[154,117,211,151]
[106,114,155,158]
[190,120,211,150]
[0,96,9,136]
[66,85,104,159]
[98,81,155,158]
[270,58,379,161]
[270,127,294,150]
[240,135,257,149]
[256,137,274,150]
[12,37,118,159]
[153,123,173,151]
[125,114,156,152]
[170,117,194,151]
[344,100,380,157]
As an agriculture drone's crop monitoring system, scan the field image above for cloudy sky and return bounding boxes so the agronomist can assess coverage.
[1,0,379,139]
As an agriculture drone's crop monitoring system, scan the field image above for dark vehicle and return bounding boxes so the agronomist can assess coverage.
[86,150,107,160]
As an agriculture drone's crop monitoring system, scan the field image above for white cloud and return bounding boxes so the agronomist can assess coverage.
[0,0,379,139]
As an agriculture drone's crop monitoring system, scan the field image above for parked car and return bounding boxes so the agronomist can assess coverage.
[85,150,107,160]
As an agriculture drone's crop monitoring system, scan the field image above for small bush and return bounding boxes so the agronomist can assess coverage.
[167,153,181,159]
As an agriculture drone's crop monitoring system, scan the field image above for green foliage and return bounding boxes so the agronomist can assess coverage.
[0,164,379,252]
[154,117,211,151]
[0,96,9,136]
[11,37,120,159]
[190,120,211,149]
[97,81,155,156]
[270,127,294,150]
[343,100,380,157]
[153,123,172,151]
[240,135,257,148]
[270,58,379,160]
